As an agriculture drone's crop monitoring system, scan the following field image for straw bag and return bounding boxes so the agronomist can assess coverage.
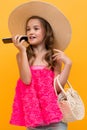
[54,75,85,122]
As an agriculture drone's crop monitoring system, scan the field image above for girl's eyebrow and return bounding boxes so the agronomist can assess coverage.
[26,25,40,28]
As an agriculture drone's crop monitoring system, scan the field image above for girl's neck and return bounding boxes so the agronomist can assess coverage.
[32,45,48,66]
[29,43,49,66]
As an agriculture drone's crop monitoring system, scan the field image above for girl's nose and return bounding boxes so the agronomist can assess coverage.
[29,29,35,34]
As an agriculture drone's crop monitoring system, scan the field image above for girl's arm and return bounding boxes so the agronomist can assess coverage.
[13,35,32,85]
[16,52,31,84]
[53,49,72,92]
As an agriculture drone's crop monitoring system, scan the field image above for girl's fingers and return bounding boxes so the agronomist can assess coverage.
[52,50,63,61]
[52,54,61,61]
[53,49,63,53]
[53,49,64,58]
[52,53,59,58]
[52,52,61,58]
[12,35,20,44]
[17,35,23,43]
[52,56,60,61]
[15,35,19,40]
[14,35,24,43]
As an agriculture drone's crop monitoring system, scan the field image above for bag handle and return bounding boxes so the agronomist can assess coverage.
[54,75,72,96]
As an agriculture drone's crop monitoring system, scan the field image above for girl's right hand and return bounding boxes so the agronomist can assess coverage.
[12,35,27,52]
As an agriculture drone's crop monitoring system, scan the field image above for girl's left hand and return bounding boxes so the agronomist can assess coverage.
[12,35,29,52]
[52,49,72,65]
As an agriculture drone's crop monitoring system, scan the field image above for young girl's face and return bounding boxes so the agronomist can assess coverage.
[26,18,46,45]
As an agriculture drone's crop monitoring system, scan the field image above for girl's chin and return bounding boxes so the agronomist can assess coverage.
[29,42,40,45]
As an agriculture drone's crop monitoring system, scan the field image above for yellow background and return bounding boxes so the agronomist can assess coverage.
[0,0,87,129]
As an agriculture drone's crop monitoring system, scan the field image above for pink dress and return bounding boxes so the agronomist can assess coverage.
[10,66,63,127]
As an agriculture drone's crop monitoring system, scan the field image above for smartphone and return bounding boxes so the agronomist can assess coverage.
[2,36,28,44]
[2,37,12,43]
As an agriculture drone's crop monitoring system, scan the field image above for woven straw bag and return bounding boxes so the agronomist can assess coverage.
[54,75,85,122]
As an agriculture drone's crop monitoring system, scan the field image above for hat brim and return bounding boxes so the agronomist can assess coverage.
[8,1,72,50]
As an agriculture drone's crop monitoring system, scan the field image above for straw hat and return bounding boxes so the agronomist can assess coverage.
[8,0,72,50]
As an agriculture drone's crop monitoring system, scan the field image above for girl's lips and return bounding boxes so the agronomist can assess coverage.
[29,36,36,39]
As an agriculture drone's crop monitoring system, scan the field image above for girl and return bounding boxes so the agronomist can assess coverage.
[8,1,72,130]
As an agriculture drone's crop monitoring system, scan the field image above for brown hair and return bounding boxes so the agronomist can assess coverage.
[26,16,55,68]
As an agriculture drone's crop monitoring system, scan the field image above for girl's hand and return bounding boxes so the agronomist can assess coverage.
[12,35,27,52]
[52,49,72,65]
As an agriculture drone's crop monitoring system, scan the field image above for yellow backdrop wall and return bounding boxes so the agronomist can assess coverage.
[0,0,87,130]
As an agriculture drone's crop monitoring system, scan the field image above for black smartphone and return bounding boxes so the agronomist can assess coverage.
[2,36,28,44]
[2,37,12,43]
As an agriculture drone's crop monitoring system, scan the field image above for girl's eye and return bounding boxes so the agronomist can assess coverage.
[26,28,30,31]
[34,27,39,30]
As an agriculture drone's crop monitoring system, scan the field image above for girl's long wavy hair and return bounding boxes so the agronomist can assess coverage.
[26,16,56,69]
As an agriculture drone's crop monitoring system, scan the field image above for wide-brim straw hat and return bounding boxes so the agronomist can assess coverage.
[8,0,72,50]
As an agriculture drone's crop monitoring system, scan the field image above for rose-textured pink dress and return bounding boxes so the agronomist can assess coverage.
[10,66,63,127]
